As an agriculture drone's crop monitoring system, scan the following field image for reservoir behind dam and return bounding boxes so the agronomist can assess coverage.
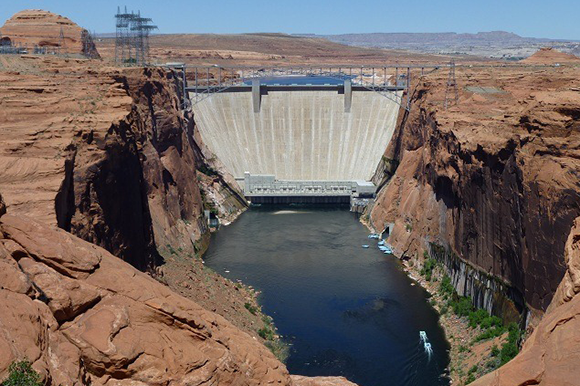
[204,206,450,386]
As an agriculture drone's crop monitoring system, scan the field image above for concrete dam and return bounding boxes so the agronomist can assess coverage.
[190,80,402,202]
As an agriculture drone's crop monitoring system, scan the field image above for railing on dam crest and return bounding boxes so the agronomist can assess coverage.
[165,63,451,111]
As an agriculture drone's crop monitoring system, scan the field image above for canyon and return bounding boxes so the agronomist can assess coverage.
[0,45,353,386]
[1,8,580,386]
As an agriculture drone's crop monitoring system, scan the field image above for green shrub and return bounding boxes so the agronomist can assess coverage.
[474,326,506,342]
[258,327,275,341]
[486,358,498,369]
[451,297,474,317]
[481,315,503,330]
[468,308,488,328]
[490,345,500,357]
[440,275,454,295]
[244,302,258,315]
[420,258,437,281]
[198,164,218,176]
[466,373,476,384]
[2,360,42,386]
[500,323,522,365]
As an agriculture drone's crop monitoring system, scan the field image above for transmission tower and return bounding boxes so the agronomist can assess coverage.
[115,6,157,66]
[444,60,459,110]
[115,6,134,64]
[59,26,68,57]
[131,11,157,66]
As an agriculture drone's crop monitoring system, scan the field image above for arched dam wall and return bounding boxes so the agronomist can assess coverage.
[191,90,402,181]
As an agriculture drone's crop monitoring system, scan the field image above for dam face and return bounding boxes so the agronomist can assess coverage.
[191,89,402,186]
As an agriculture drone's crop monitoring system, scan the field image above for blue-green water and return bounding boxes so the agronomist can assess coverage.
[204,206,450,386]
[243,75,351,86]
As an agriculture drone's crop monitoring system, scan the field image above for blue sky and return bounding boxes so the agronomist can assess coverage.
[1,0,578,39]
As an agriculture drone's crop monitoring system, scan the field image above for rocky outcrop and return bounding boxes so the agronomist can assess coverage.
[0,10,99,58]
[0,212,291,385]
[291,375,359,386]
[522,47,580,65]
[471,218,580,386]
[0,56,210,271]
[56,67,208,270]
[549,218,580,309]
[370,65,580,313]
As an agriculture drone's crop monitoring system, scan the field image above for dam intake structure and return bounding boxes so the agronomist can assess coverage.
[172,65,448,205]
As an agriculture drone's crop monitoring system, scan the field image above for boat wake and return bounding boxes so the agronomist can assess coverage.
[272,210,309,215]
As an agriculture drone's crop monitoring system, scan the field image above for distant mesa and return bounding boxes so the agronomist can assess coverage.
[522,47,580,64]
[0,9,100,58]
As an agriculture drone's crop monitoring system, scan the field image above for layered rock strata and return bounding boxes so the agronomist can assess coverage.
[0,10,99,58]
[370,64,580,313]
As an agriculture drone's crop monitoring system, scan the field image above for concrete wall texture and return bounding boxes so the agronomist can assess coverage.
[191,90,402,181]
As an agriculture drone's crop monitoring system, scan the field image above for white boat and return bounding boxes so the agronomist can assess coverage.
[362,245,370,249]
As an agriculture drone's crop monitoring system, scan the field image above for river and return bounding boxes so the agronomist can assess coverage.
[203,206,450,386]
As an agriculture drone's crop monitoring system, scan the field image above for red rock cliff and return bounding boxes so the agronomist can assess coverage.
[471,217,580,386]
[370,64,580,312]
[0,57,210,271]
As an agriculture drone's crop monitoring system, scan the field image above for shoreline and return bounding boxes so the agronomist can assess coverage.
[361,216,505,385]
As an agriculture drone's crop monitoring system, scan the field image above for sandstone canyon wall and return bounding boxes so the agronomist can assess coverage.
[54,67,210,270]
[370,64,580,315]
[0,56,232,271]
[471,217,580,386]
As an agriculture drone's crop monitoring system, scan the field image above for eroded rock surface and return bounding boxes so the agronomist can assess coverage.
[0,57,210,270]
[370,61,580,312]
[471,218,580,386]
[0,9,99,58]
[0,213,293,385]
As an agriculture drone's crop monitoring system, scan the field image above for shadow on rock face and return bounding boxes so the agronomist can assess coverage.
[0,193,6,217]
